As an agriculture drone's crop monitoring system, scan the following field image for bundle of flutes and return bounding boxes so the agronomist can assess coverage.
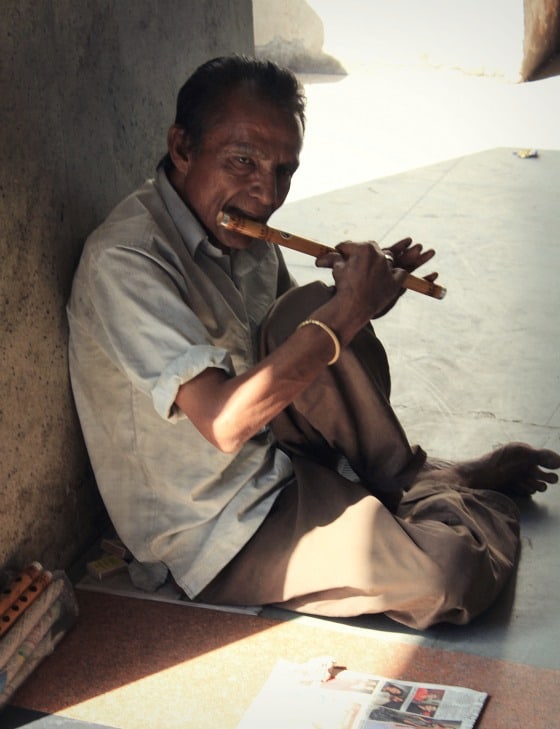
[0,562,78,710]
[217,211,447,300]
[0,562,52,639]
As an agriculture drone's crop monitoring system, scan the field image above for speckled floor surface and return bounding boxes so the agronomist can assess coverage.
[6,62,560,728]
[7,591,560,729]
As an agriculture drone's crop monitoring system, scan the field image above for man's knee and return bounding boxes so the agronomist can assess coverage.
[390,543,514,630]
[382,560,472,630]
[260,281,335,355]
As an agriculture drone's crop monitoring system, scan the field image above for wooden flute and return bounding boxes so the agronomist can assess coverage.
[217,211,446,300]
[0,569,53,638]
[0,562,43,615]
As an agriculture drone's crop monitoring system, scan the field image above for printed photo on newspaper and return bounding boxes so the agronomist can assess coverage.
[236,657,487,729]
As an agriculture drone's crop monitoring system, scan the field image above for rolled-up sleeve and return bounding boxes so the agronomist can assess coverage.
[152,344,233,421]
[87,242,235,419]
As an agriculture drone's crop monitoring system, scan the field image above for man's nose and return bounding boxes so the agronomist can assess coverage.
[249,169,279,207]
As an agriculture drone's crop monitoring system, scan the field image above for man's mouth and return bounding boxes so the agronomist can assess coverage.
[217,210,251,237]
[221,206,270,226]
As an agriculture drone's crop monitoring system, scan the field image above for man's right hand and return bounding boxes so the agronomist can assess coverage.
[316,241,408,331]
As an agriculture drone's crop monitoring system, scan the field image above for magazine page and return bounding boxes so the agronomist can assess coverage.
[364,675,487,728]
[236,658,487,729]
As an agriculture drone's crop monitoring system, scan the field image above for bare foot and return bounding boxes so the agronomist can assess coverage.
[455,443,560,497]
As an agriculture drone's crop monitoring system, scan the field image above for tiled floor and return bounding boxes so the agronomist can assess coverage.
[6,61,560,728]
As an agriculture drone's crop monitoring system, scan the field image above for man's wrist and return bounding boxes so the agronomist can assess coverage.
[312,293,369,348]
[296,319,341,365]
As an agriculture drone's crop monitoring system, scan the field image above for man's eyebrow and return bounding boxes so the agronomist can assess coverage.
[225,142,261,156]
[224,142,299,169]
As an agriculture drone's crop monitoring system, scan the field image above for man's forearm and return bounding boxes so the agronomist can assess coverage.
[175,298,352,453]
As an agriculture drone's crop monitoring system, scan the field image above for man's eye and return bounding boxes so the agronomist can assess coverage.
[236,156,253,166]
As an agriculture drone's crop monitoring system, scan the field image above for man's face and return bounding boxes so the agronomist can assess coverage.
[171,90,303,252]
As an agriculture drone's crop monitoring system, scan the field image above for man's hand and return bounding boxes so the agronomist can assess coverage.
[385,236,437,277]
[316,237,438,322]
[376,237,439,317]
[336,241,410,320]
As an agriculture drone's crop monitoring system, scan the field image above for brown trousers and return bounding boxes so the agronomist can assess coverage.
[198,282,520,629]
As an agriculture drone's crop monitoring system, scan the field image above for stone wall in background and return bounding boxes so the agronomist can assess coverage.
[0,0,253,572]
[253,0,346,74]
[523,0,560,79]
[254,0,560,81]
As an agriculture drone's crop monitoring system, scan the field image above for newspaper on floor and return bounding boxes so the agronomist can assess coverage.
[236,657,487,729]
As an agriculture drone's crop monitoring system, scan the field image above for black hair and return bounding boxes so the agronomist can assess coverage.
[159,54,306,171]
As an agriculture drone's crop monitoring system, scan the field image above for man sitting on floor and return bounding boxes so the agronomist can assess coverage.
[67,55,559,629]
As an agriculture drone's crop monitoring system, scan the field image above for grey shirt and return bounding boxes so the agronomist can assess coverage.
[67,169,296,597]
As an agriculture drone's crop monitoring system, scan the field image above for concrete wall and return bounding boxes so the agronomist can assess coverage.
[0,1,254,572]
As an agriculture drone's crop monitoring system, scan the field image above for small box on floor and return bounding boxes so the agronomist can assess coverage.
[86,555,128,581]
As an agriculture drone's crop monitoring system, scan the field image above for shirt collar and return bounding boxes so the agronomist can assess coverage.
[155,167,208,258]
[155,167,273,273]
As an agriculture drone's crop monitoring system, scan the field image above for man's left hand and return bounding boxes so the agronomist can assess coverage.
[375,237,439,317]
[385,236,436,275]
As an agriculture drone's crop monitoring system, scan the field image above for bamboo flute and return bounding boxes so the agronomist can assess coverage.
[217,211,446,300]
[0,562,43,616]
[0,569,53,638]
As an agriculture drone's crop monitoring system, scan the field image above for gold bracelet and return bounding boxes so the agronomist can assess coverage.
[296,319,341,365]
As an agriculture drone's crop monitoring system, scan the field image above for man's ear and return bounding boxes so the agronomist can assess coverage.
[167,125,192,174]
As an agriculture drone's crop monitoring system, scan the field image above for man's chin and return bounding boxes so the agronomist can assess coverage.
[211,228,252,253]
